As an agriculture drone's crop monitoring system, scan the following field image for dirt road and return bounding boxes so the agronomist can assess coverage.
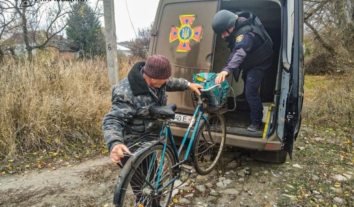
[1,130,353,207]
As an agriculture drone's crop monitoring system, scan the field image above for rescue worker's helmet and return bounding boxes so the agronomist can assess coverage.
[212,10,237,35]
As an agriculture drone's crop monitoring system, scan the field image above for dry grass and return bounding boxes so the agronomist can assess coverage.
[302,69,354,130]
[0,56,140,171]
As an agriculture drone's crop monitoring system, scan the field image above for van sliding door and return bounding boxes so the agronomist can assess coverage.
[149,0,218,113]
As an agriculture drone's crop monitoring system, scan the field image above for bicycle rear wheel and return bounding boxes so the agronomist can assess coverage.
[113,144,176,207]
[192,114,226,175]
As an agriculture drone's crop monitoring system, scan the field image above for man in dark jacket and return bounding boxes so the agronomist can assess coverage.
[102,55,203,207]
[103,54,203,163]
[212,10,273,132]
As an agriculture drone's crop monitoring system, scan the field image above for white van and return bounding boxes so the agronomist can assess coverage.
[149,0,305,163]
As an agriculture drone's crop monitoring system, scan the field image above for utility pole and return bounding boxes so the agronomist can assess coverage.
[103,0,119,86]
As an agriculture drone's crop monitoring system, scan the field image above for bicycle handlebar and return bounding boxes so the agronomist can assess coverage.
[194,84,221,105]
[199,84,221,92]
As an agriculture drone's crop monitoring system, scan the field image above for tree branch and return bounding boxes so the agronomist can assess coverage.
[32,22,68,50]
[304,0,331,21]
[304,19,336,54]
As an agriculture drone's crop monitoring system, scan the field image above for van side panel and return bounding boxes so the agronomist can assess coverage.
[149,0,218,113]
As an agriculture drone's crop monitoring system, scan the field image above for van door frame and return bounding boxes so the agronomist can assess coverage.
[282,0,304,156]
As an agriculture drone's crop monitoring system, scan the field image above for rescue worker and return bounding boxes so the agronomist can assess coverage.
[102,54,203,206]
[212,10,273,132]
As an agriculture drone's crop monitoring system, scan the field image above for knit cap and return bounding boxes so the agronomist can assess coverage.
[143,55,172,79]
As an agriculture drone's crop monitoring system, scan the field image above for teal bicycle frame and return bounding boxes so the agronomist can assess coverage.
[152,95,208,193]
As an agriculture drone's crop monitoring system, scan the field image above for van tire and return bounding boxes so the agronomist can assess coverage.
[249,150,287,164]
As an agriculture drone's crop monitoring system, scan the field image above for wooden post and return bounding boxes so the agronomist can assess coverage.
[103,0,119,86]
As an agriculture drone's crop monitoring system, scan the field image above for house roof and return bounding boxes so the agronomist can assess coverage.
[3,31,74,52]
[117,44,130,51]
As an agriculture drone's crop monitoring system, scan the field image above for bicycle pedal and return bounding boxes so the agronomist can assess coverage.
[180,164,194,173]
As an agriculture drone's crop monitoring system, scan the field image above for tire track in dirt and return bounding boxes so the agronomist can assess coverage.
[0,156,119,207]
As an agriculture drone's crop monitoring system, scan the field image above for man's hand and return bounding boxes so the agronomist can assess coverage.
[215,71,229,84]
[110,144,131,163]
[189,83,204,95]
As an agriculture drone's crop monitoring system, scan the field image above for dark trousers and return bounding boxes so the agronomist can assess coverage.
[121,155,160,207]
[238,67,267,124]
[235,56,272,124]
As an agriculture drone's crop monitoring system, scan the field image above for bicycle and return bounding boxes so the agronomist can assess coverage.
[113,85,227,207]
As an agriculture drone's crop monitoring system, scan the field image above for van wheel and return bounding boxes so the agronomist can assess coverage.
[249,150,287,164]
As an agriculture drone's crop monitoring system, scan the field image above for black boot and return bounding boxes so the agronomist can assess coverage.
[247,122,262,132]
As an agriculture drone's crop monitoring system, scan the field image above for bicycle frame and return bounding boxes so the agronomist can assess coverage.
[113,85,225,206]
[153,95,209,193]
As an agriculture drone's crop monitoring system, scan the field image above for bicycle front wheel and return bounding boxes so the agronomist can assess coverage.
[113,144,176,207]
[192,114,226,175]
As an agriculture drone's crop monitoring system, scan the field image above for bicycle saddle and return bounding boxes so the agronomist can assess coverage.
[149,103,177,120]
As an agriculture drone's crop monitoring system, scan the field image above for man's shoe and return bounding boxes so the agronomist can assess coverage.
[247,122,262,132]
[236,93,246,102]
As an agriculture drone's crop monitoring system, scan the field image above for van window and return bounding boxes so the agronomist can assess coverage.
[287,1,295,63]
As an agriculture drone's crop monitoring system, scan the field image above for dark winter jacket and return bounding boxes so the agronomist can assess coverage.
[102,62,190,152]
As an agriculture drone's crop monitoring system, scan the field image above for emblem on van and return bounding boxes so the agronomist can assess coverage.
[169,14,202,52]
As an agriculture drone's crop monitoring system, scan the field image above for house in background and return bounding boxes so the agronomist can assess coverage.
[2,31,76,60]
[48,35,76,60]
[117,44,131,57]
[2,32,38,57]
[3,32,134,59]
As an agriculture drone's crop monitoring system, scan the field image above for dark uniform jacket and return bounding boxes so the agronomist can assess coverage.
[102,62,190,152]
[222,15,273,75]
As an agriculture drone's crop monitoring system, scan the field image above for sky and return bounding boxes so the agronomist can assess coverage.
[111,0,160,42]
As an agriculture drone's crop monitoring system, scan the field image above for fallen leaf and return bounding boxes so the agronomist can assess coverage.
[340,155,345,161]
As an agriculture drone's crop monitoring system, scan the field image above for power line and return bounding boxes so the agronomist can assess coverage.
[125,0,137,38]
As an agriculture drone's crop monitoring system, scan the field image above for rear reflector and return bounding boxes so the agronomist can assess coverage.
[264,143,281,149]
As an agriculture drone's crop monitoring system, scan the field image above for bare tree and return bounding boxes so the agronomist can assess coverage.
[128,24,152,59]
[1,0,72,60]
[304,0,354,54]
[0,1,19,61]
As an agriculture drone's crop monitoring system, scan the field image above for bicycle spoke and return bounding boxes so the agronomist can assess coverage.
[192,114,226,175]
[117,146,176,207]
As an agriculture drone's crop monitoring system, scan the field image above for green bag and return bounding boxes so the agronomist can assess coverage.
[192,72,230,109]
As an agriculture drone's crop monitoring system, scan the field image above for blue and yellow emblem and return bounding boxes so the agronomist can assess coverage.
[169,14,202,52]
